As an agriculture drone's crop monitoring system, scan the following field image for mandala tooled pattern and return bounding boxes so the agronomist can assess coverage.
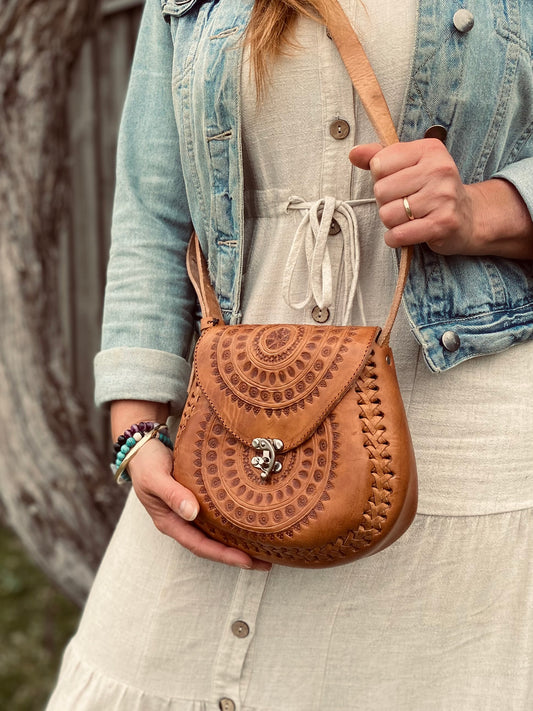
[261,326,293,355]
[208,325,353,412]
[192,409,338,533]
[197,356,396,565]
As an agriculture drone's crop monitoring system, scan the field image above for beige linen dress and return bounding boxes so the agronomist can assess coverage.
[46,2,533,709]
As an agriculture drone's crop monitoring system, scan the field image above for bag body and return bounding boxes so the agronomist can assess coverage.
[173,318,417,567]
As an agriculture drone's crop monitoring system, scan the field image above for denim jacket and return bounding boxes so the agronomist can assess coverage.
[95,0,533,409]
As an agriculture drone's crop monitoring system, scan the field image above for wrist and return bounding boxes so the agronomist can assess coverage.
[112,423,173,484]
[466,179,533,259]
[110,400,170,441]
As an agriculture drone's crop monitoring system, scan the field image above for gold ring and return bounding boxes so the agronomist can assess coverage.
[403,196,415,221]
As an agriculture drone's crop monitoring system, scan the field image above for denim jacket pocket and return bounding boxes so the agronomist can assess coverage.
[160,0,202,18]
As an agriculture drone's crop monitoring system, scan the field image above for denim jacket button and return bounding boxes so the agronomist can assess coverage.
[453,9,474,33]
[441,330,461,352]
[424,125,447,143]
[330,119,350,140]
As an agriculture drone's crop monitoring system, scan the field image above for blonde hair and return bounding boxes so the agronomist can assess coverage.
[245,0,334,95]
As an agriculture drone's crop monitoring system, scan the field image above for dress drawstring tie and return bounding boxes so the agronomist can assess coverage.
[283,195,375,325]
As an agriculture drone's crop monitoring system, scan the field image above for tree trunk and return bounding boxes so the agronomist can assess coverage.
[0,0,126,606]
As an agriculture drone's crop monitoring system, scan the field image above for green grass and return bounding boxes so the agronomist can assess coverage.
[0,524,81,710]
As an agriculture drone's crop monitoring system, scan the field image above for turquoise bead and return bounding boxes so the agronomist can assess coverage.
[126,437,136,448]
[158,433,173,449]
[116,451,126,462]
[120,444,130,455]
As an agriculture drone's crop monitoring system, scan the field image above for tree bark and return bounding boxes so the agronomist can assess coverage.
[0,0,126,606]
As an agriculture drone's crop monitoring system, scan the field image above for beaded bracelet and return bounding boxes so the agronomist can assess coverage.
[113,421,162,453]
[111,422,173,485]
[112,422,173,471]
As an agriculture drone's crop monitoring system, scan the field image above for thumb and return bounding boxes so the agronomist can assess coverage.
[129,443,201,522]
[349,143,383,170]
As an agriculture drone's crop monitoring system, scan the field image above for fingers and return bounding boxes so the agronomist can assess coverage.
[149,510,270,571]
[147,463,200,523]
[381,188,471,254]
[128,441,271,572]
[349,143,382,170]
[383,213,460,253]
[352,138,445,175]
[379,192,435,230]
[350,140,427,178]
[350,138,475,254]
[351,140,455,215]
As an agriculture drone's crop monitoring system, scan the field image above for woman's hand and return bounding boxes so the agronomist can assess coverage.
[111,400,271,571]
[350,139,533,259]
[127,442,271,571]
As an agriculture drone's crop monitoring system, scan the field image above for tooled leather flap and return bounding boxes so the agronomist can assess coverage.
[194,323,379,451]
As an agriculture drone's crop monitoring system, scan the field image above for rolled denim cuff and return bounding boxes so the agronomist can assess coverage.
[94,347,191,414]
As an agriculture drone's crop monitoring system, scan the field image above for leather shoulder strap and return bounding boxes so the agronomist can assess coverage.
[326,0,399,147]
[186,233,224,331]
[326,0,411,346]
[189,0,411,343]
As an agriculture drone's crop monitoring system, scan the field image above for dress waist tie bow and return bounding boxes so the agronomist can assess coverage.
[283,195,375,325]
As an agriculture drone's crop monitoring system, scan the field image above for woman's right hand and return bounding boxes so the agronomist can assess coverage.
[126,439,271,571]
[111,400,271,571]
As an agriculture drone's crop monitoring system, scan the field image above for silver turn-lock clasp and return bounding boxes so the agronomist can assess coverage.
[251,438,283,480]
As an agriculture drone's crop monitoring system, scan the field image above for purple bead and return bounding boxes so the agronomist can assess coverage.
[123,429,132,438]
[138,422,147,432]
[131,424,140,434]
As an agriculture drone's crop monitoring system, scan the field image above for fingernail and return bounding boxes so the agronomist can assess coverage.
[178,500,198,521]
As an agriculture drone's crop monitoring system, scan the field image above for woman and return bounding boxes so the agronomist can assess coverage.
[47,0,533,708]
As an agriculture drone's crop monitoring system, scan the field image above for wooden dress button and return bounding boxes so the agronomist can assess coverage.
[312,306,330,323]
[231,620,250,638]
[329,119,350,140]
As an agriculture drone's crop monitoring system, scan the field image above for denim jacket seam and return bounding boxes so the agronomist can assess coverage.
[225,28,246,325]
[504,122,533,166]
[183,83,211,243]
[177,11,207,82]
[417,299,533,329]
[495,21,532,55]
[471,65,516,183]
[408,34,451,124]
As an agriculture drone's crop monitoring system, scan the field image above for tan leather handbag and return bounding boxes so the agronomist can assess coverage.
[172,2,418,568]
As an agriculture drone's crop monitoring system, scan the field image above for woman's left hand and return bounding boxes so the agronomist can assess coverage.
[350,139,533,259]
